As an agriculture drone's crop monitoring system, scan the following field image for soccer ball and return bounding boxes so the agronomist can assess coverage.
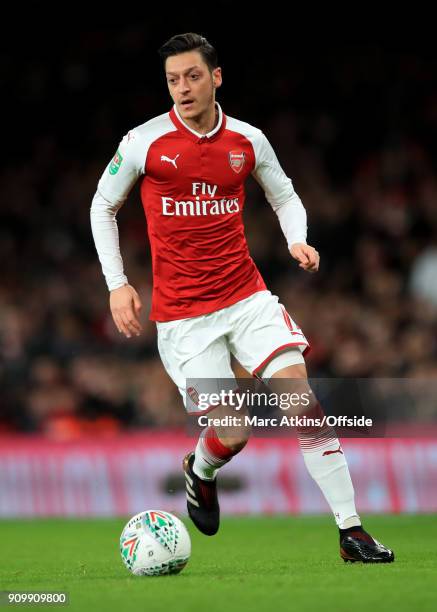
[120,510,191,576]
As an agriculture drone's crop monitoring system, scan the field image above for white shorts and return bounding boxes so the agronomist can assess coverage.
[156,290,309,414]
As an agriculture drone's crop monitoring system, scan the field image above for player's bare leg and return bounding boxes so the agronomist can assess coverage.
[184,403,251,535]
[268,363,394,563]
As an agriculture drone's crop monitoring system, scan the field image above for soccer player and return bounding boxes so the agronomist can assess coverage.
[91,33,394,563]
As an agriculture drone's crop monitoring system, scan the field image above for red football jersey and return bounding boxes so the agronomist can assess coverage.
[92,103,307,321]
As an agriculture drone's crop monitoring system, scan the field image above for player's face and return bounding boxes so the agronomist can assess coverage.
[165,51,222,121]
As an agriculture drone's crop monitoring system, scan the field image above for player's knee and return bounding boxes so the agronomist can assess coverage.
[208,402,251,452]
[217,429,250,453]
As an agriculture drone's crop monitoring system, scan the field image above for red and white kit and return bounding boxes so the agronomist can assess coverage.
[91,103,309,411]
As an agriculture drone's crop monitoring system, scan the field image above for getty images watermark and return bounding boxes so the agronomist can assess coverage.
[193,389,373,429]
[196,389,312,411]
[185,377,437,438]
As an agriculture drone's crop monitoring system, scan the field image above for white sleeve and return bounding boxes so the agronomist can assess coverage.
[90,130,145,291]
[251,133,307,248]
[90,190,129,291]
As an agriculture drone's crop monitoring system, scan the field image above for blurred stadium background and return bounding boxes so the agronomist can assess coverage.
[1,15,437,518]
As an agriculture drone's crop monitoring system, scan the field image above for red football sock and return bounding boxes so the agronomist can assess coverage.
[193,426,240,480]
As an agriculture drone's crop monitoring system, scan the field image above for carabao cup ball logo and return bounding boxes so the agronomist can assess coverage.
[120,533,140,569]
[229,151,246,174]
[143,511,180,555]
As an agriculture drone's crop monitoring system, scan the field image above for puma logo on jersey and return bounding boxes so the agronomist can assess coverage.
[161,154,180,169]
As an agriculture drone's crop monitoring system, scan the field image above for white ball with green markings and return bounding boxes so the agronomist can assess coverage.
[120,510,191,576]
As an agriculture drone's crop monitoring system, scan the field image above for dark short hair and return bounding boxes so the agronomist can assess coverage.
[158,33,218,71]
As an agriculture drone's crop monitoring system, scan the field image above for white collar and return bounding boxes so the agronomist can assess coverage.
[173,102,223,138]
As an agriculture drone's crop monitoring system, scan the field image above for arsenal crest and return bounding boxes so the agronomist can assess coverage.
[229,151,246,174]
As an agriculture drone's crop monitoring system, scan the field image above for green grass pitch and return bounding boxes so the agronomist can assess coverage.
[0,515,435,611]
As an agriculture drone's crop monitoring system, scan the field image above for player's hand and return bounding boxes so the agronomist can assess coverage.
[110,284,143,338]
[290,243,320,273]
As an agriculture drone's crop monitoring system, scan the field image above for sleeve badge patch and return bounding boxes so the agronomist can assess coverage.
[109,149,124,175]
